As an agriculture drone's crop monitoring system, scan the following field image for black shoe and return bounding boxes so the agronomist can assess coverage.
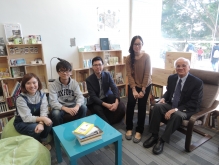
[143,135,158,148]
[153,140,164,155]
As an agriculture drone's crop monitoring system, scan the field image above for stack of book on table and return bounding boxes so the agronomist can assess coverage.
[72,122,103,145]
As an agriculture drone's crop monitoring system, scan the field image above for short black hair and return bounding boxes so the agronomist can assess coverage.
[92,56,104,65]
[56,60,72,72]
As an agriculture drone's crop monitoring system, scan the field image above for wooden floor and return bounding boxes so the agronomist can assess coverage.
[50,116,219,165]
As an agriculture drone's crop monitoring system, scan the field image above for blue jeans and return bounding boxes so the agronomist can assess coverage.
[14,120,52,141]
[51,104,87,127]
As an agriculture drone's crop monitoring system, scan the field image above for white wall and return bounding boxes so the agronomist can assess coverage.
[0,0,130,79]
[132,0,162,67]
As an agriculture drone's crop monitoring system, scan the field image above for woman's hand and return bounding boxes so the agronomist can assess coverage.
[138,91,144,98]
[132,90,138,99]
[35,123,44,133]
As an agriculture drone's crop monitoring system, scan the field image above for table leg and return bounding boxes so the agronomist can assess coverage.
[114,137,122,165]
[53,131,62,163]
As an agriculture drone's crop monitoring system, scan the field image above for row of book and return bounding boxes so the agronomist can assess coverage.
[78,81,87,93]
[0,117,9,133]
[72,122,103,145]
[1,81,21,98]
[0,102,7,113]
[108,57,119,65]
[6,96,18,110]
[83,59,92,68]
[151,85,163,98]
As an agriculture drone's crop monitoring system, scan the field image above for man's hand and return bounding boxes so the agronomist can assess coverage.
[105,103,113,110]
[35,123,44,133]
[63,105,80,116]
[158,98,165,104]
[109,102,118,111]
[164,109,176,120]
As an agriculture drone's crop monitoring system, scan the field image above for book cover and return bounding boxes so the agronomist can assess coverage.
[10,58,26,66]
[11,81,19,96]
[73,122,94,135]
[100,38,109,50]
[11,67,21,78]
[115,72,124,84]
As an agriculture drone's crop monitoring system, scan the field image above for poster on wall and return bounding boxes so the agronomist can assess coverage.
[3,23,23,43]
[97,7,120,32]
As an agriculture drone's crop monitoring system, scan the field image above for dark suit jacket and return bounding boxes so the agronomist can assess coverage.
[86,71,119,106]
[163,73,203,118]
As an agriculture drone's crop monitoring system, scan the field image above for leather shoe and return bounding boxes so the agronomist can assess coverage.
[143,136,158,148]
[153,140,164,155]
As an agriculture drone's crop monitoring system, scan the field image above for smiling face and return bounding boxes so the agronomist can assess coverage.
[133,38,143,54]
[175,58,190,78]
[25,77,39,95]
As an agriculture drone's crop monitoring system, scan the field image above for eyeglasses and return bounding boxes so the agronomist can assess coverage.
[93,64,103,67]
[175,64,187,69]
[58,70,71,73]
[133,43,142,47]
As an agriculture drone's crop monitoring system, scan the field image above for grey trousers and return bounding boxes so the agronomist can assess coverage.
[149,103,187,143]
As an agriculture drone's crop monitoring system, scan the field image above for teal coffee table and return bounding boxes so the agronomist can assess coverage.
[52,114,122,165]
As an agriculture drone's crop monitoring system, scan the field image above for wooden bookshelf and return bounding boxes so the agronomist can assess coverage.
[0,44,49,121]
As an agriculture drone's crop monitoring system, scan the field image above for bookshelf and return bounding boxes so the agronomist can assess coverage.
[0,44,49,131]
[72,50,126,97]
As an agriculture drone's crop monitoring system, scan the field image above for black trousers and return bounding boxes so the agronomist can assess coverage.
[126,84,151,134]
[149,103,187,143]
[88,94,125,125]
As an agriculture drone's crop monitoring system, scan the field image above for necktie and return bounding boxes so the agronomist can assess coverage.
[172,79,182,108]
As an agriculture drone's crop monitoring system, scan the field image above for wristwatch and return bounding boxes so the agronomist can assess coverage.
[141,90,145,94]
[175,108,178,111]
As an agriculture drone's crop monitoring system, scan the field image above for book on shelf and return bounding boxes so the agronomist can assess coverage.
[11,81,21,96]
[11,67,22,78]
[73,126,103,145]
[10,58,26,66]
[115,72,124,84]
[73,122,94,135]
[0,102,7,113]
[100,38,109,50]
[1,82,9,97]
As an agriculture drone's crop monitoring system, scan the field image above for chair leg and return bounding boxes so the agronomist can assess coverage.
[184,127,212,152]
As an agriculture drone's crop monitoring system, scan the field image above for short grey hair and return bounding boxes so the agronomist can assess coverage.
[174,57,191,68]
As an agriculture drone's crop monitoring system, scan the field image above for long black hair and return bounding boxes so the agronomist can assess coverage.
[128,35,144,72]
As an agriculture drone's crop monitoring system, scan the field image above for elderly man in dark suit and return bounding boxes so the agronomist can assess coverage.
[143,57,203,155]
[86,56,125,124]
